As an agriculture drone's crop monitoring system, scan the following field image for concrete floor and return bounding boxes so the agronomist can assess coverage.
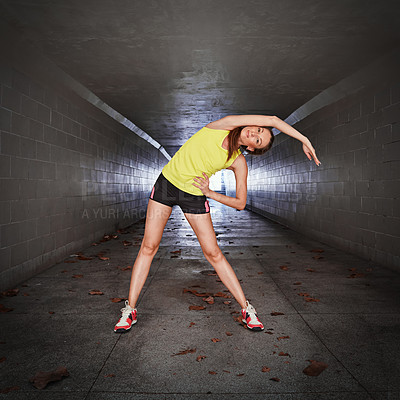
[1,200,400,400]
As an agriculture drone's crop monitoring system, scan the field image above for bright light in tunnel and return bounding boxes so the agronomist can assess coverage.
[209,170,222,191]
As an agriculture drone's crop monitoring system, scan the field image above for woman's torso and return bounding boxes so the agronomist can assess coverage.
[162,127,241,196]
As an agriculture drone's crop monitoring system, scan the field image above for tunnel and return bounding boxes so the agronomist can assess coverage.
[0,1,399,398]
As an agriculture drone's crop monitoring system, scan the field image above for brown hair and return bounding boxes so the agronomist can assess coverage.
[226,126,275,162]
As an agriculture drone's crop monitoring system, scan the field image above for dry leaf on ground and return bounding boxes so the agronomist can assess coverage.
[1,288,19,297]
[188,322,195,328]
[123,240,132,246]
[72,274,83,279]
[0,304,13,313]
[171,348,196,357]
[29,366,69,390]
[303,360,328,376]
[0,387,19,394]
[306,268,315,272]
[208,371,217,375]
[183,289,211,297]
[347,273,365,278]
[279,266,289,271]
[278,352,289,357]
[211,338,221,343]
[110,298,126,303]
[214,292,231,298]
[196,355,206,362]
[189,305,206,311]
[270,377,280,382]
[293,282,302,285]
[77,255,93,260]
[104,374,115,377]
[225,332,233,336]
[98,256,110,261]
[88,290,104,295]
[203,296,214,304]
[277,336,290,341]
[270,312,284,316]
[311,249,324,253]
[262,366,271,372]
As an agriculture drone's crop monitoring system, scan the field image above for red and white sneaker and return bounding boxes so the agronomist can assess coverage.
[241,301,264,331]
[114,300,137,333]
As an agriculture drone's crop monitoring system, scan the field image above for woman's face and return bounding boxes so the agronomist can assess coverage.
[239,126,271,152]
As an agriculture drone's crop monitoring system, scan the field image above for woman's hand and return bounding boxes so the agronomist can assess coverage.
[302,143,321,166]
[192,173,211,196]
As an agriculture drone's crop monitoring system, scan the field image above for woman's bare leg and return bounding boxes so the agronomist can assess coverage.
[184,212,247,309]
[128,199,172,307]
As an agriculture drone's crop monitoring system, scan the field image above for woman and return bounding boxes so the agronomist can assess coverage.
[114,115,320,333]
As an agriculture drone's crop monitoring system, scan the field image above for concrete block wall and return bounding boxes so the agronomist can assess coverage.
[0,65,167,290]
[226,79,400,269]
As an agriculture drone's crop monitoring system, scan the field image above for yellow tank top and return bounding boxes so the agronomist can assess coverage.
[162,127,241,196]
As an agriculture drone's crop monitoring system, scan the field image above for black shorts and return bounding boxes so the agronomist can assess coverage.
[149,173,210,214]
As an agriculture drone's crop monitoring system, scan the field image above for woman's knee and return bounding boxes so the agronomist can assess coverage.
[203,246,223,263]
[140,241,159,257]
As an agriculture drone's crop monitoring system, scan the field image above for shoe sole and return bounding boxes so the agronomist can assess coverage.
[114,320,137,333]
[242,319,264,331]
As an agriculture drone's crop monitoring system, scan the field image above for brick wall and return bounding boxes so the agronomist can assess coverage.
[0,65,167,290]
[226,79,400,269]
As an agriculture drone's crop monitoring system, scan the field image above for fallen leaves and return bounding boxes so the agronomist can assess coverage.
[183,289,210,297]
[306,268,315,272]
[270,312,285,316]
[0,304,13,313]
[196,355,206,362]
[171,348,196,357]
[29,366,69,389]
[72,274,83,279]
[211,338,221,343]
[298,293,320,302]
[98,256,110,261]
[303,360,328,376]
[123,240,132,246]
[203,296,214,305]
[311,249,324,253]
[277,336,290,341]
[110,297,127,303]
[76,255,93,261]
[214,292,232,298]
[347,273,365,279]
[208,371,217,375]
[279,265,289,271]
[278,352,289,357]
[104,374,115,378]
[261,366,271,372]
[189,305,205,311]
[88,290,104,295]
[188,322,195,328]
[293,282,302,285]
[0,357,6,363]
[1,288,19,297]
[225,332,233,336]
[270,377,280,382]
[0,386,19,394]
[119,266,132,271]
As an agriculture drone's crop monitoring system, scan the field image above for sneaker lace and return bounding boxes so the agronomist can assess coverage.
[119,300,134,319]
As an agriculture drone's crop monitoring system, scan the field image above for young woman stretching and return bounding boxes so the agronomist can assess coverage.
[114,115,320,333]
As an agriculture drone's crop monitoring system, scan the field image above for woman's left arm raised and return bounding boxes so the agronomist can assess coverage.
[207,115,321,166]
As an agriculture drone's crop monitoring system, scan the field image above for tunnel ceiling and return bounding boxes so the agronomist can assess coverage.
[1,0,400,156]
